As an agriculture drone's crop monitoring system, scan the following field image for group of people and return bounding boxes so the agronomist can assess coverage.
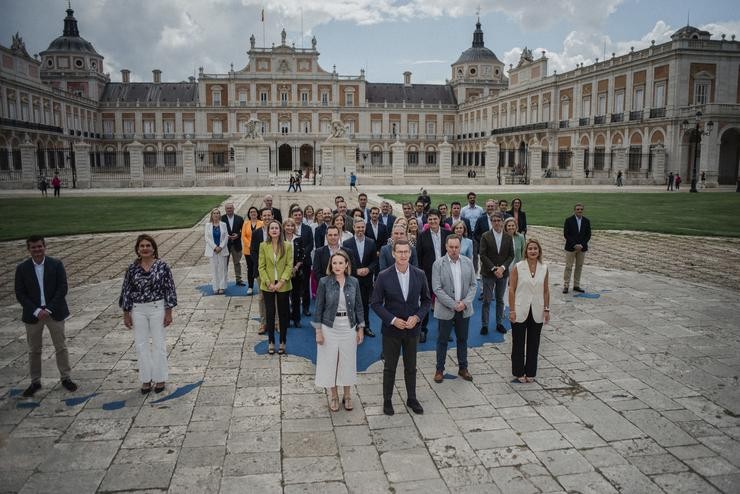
[666,171,683,191]
[38,172,62,197]
[14,190,591,415]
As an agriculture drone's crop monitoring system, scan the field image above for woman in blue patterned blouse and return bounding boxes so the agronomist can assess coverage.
[120,234,178,394]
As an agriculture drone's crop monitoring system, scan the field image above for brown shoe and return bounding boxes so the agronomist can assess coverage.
[433,370,444,383]
[458,369,473,381]
[258,325,266,335]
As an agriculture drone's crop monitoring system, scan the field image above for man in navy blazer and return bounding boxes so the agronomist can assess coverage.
[221,202,246,286]
[379,224,419,271]
[444,201,472,238]
[312,226,348,284]
[370,239,431,416]
[365,206,389,256]
[343,218,378,337]
[379,201,396,229]
[563,203,592,294]
[290,208,314,316]
[14,235,77,397]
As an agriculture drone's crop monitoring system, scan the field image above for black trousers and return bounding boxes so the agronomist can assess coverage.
[358,279,372,330]
[244,255,256,289]
[289,275,304,323]
[263,290,290,344]
[511,309,543,378]
[301,264,311,313]
[382,333,418,402]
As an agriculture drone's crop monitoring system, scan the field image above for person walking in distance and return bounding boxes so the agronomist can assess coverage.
[562,203,591,294]
[432,234,477,383]
[349,171,359,192]
[15,235,77,397]
[51,172,61,197]
[370,240,431,416]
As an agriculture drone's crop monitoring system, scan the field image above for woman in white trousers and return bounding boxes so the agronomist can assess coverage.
[205,208,230,294]
[120,234,177,394]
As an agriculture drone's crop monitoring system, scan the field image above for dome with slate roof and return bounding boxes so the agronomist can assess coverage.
[453,20,502,65]
[43,8,101,56]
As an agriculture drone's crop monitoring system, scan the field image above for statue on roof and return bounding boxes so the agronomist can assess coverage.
[250,34,255,49]
[517,46,534,67]
[244,118,262,139]
[281,28,287,45]
[11,33,31,58]
[330,120,347,138]
[311,35,317,49]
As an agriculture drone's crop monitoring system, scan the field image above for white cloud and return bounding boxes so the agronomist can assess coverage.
[159,12,203,49]
[410,60,449,65]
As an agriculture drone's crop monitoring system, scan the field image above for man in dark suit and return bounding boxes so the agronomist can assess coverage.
[343,218,378,337]
[312,226,347,284]
[357,193,371,221]
[370,239,431,416]
[314,207,333,248]
[379,201,396,229]
[473,199,498,245]
[262,194,282,223]
[15,235,77,397]
[250,208,273,334]
[563,203,592,294]
[290,207,314,316]
[413,200,428,228]
[379,224,419,271]
[415,209,449,343]
[479,213,514,335]
[444,201,472,238]
[365,206,389,257]
[222,202,246,286]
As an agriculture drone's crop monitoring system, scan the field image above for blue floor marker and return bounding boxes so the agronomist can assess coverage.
[103,400,126,410]
[63,392,99,407]
[254,284,506,371]
[3,388,23,399]
[197,282,255,297]
[443,373,458,380]
[16,402,40,409]
[574,292,601,299]
[150,380,204,404]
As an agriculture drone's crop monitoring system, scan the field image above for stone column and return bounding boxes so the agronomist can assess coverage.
[182,140,195,187]
[529,144,541,183]
[128,140,144,187]
[483,140,499,185]
[391,139,406,185]
[572,145,585,181]
[652,144,665,184]
[20,136,36,189]
[73,141,91,188]
[611,145,627,180]
[438,138,452,180]
[321,134,355,186]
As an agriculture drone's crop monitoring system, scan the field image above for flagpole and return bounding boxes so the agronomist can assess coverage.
[262,8,265,47]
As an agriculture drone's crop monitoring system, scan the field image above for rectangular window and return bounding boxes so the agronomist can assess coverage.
[521,109,527,125]
[345,92,354,106]
[280,121,289,134]
[371,121,382,135]
[103,120,114,135]
[346,121,355,134]
[163,120,174,134]
[654,82,666,108]
[44,108,51,124]
[239,91,247,106]
[633,87,644,110]
[408,121,417,136]
[261,121,269,133]
[123,120,134,134]
[426,151,437,165]
[183,120,194,134]
[301,92,309,103]
[321,92,329,105]
[614,91,624,113]
[280,92,288,102]
[597,93,607,115]
[21,103,29,121]
[407,151,418,165]
[260,91,268,102]
[694,81,709,105]
[212,120,222,134]
[320,120,330,133]
[212,92,221,106]
[33,105,40,123]
[581,97,591,118]
[7,100,16,119]
[560,100,569,120]
[426,121,436,136]
[443,122,454,136]
[302,121,310,133]
[143,120,154,134]
[542,104,550,122]
[530,106,537,123]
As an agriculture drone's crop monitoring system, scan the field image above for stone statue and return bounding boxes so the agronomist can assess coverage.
[281,28,287,45]
[330,120,347,138]
[244,118,262,139]
[250,34,255,49]
[311,36,317,49]
[517,46,534,67]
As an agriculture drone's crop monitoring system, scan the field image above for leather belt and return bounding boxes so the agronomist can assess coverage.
[336,311,347,317]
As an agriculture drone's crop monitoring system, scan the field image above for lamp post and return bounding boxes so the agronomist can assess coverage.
[681,111,713,193]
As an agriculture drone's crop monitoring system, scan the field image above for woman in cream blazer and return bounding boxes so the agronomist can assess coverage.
[508,238,550,383]
[204,208,230,294]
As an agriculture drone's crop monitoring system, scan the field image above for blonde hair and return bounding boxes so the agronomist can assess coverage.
[524,237,543,262]
[210,208,221,224]
[451,219,468,236]
[503,217,518,233]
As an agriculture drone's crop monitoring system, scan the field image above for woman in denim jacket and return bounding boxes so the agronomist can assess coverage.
[313,250,365,412]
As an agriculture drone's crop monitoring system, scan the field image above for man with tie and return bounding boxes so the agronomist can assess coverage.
[370,240,431,416]
[563,203,592,294]
[221,203,246,286]
[343,218,378,337]
[15,235,77,397]
[291,207,314,315]
[416,209,449,343]
[365,206,389,255]
[379,201,396,228]
[251,208,273,334]
[479,212,514,335]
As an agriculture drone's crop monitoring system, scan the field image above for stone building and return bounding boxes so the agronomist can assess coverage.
[1,8,739,188]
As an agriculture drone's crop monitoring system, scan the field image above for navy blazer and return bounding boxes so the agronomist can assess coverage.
[15,256,70,323]
[364,221,389,252]
[296,223,314,267]
[370,264,431,338]
[474,215,491,242]
[444,216,472,238]
[221,213,245,251]
[416,228,450,289]
[342,236,378,284]
[564,215,592,252]
[379,214,396,229]
[379,243,418,271]
[250,227,267,261]
[312,245,349,281]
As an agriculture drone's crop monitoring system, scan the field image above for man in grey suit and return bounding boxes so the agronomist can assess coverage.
[432,234,478,383]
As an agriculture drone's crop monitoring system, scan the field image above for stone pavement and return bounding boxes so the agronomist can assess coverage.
[1,188,739,493]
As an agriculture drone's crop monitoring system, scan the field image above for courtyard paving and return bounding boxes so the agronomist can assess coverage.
[0,187,739,493]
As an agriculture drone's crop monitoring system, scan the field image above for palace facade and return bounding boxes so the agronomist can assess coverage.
[1,7,739,188]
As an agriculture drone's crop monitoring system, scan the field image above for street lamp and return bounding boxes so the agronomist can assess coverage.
[681,111,713,193]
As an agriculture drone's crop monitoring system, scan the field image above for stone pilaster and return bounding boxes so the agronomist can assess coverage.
[73,141,91,188]
[611,145,627,179]
[127,140,144,187]
[572,145,585,180]
[652,144,665,184]
[438,138,452,180]
[182,140,195,187]
[529,144,541,182]
[20,136,36,189]
[483,140,499,185]
[391,140,406,185]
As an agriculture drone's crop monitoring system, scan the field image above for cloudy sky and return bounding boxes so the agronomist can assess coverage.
[3,0,738,85]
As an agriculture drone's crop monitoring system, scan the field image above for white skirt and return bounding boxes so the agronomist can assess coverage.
[315,316,358,388]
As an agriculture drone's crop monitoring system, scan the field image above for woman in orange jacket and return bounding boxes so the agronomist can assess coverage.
[240,206,263,295]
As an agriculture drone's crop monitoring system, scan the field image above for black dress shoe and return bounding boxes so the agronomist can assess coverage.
[364,328,375,337]
[22,382,41,397]
[419,331,427,343]
[407,399,424,415]
[573,286,585,293]
[303,311,311,317]
[562,287,569,294]
[496,324,507,334]
[293,319,301,328]
[236,281,246,286]
[383,400,395,416]
[61,378,78,392]
[480,326,488,335]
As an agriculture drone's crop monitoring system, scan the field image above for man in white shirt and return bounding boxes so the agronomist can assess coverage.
[462,192,486,274]
[432,235,478,383]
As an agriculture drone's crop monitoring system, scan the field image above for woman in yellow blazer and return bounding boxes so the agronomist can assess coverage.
[240,206,262,295]
[258,220,293,355]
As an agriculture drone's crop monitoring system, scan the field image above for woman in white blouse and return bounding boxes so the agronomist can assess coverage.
[204,208,229,294]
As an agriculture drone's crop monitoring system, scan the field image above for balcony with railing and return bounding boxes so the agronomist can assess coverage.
[649,107,666,118]
[579,117,590,127]
[629,111,643,121]
[559,120,569,129]
[611,113,624,123]
[594,115,605,125]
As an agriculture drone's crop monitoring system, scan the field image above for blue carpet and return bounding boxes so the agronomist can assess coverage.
[574,292,601,299]
[102,400,126,411]
[150,380,204,404]
[197,282,251,297]
[16,402,39,409]
[254,284,506,372]
[63,392,99,407]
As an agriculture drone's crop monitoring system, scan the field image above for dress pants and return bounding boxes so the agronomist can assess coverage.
[382,333,418,402]
[25,318,71,383]
[301,264,311,313]
[511,309,543,378]
[132,300,168,384]
[481,275,508,328]
[564,250,586,288]
[244,254,256,289]
[227,245,243,283]
[289,275,304,323]
[263,290,290,344]
[436,312,470,372]
[358,279,372,331]
[209,255,228,291]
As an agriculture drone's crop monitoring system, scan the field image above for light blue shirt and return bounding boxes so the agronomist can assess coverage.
[33,258,48,316]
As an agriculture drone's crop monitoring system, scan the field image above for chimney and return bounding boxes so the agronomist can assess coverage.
[188,76,195,83]
[403,71,412,87]
[153,69,161,83]
[121,69,130,83]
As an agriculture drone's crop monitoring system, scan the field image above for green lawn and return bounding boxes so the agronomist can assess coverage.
[382,192,740,237]
[0,195,228,241]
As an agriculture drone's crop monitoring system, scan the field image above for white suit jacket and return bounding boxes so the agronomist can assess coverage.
[204,221,229,257]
